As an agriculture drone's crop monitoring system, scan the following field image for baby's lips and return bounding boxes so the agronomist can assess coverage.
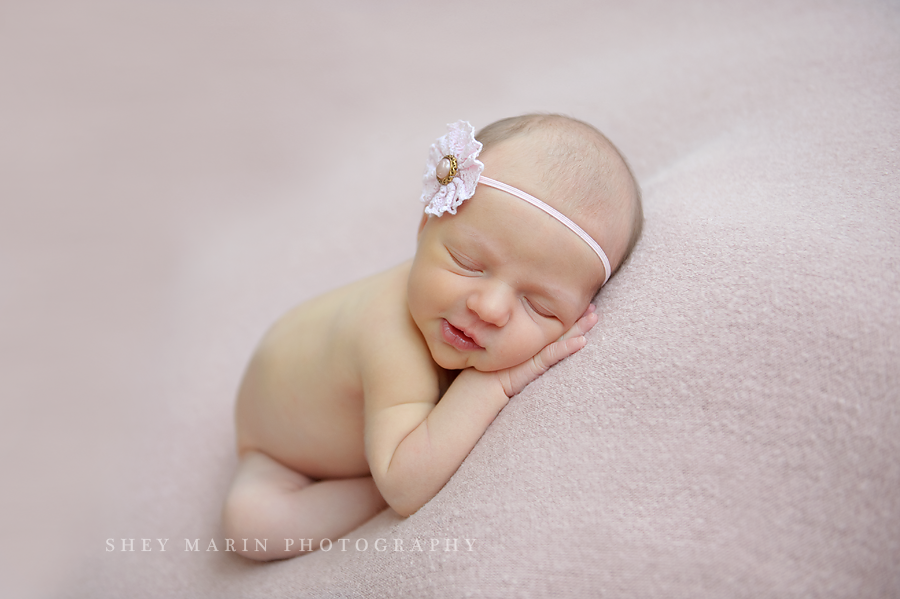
[457,323,484,349]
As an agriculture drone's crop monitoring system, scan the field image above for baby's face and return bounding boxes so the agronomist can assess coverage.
[408,184,602,372]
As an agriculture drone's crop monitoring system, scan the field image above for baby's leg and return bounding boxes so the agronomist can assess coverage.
[222,450,387,561]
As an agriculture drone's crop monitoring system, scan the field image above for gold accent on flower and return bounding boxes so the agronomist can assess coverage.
[436,154,459,185]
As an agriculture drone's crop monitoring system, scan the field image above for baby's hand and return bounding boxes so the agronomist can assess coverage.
[496,304,598,398]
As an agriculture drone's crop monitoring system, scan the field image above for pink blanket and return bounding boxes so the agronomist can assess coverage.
[2,0,897,597]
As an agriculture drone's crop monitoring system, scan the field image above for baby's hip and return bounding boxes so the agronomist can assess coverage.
[235,399,369,479]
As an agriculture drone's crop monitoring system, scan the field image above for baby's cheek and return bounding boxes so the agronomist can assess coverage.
[497,333,547,368]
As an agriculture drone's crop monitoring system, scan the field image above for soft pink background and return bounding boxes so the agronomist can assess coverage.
[1,1,898,597]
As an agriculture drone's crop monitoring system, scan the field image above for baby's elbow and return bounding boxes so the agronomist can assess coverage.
[370,443,434,517]
[375,476,424,518]
[386,496,421,518]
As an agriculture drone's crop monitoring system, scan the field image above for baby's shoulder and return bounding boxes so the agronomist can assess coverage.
[354,262,441,400]
[354,261,427,362]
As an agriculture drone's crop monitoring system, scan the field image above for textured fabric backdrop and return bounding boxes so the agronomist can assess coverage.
[1,1,898,597]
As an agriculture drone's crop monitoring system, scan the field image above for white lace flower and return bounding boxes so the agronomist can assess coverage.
[420,121,484,216]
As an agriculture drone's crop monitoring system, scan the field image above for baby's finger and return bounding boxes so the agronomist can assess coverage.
[558,304,598,342]
[500,333,589,397]
[530,334,587,375]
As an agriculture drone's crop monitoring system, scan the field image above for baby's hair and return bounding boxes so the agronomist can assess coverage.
[476,114,643,278]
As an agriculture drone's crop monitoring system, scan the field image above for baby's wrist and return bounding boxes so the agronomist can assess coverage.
[455,368,511,407]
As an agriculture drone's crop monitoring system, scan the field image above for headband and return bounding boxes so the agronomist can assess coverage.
[420,120,612,286]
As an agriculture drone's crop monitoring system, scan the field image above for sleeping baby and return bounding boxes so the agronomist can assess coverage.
[222,114,643,560]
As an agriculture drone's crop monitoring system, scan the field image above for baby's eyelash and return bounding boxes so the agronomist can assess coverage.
[525,298,554,318]
[449,250,480,272]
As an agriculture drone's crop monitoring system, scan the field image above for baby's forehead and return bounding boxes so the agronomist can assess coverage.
[451,216,566,265]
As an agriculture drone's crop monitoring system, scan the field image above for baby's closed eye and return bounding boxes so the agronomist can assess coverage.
[524,297,556,319]
[447,248,482,273]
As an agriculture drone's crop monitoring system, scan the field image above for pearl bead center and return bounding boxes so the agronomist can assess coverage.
[435,154,458,185]
[436,158,451,180]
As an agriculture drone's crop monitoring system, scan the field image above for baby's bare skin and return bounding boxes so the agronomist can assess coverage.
[224,203,598,560]
[222,120,637,561]
[235,261,430,481]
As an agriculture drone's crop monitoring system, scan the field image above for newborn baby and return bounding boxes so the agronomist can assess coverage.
[223,114,642,560]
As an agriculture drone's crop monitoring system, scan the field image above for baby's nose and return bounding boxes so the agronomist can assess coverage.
[467,281,513,328]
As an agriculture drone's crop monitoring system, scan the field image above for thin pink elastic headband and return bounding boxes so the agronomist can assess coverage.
[478,176,612,286]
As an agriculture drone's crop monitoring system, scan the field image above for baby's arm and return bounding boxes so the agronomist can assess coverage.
[365,306,597,517]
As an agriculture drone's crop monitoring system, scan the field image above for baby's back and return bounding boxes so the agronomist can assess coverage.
[234,262,413,479]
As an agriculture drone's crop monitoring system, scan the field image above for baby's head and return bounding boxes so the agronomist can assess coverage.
[408,115,642,372]
[476,114,642,277]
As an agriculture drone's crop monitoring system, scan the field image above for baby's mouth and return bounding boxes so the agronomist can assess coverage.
[441,319,483,351]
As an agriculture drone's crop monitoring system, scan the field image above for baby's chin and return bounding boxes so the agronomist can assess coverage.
[430,349,521,373]
[429,351,471,372]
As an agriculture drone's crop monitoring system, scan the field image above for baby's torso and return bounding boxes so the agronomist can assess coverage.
[234,261,429,479]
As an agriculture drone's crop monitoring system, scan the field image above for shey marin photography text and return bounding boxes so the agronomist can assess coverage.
[106,537,477,554]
